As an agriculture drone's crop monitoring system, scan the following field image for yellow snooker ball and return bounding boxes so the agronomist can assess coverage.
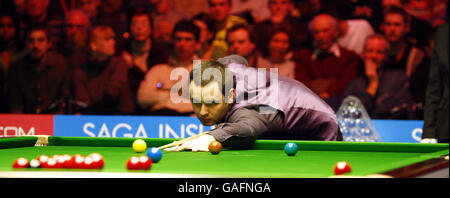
[132,139,147,153]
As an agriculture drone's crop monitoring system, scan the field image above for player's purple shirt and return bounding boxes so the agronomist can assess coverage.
[208,61,341,146]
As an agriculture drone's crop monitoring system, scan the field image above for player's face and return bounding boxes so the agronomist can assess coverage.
[131,14,152,42]
[383,14,408,43]
[26,30,50,59]
[311,18,338,51]
[269,32,290,62]
[363,38,388,67]
[209,0,231,22]
[227,29,255,58]
[190,81,231,126]
[174,31,198,61]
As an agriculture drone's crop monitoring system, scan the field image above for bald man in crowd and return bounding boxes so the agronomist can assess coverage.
[294,14,361,104]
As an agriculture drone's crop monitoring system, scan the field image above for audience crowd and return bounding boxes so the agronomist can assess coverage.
[0,0,448,120]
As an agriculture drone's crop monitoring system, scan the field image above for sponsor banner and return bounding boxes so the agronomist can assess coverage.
[1,114,425,143]
[372,120,424,143]
[53,115,213,138]
[0,114,54,137]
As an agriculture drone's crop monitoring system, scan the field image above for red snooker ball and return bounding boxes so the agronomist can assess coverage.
[36,155,49,168]
[88,153,104,169]
[138,156,152,170]
[208,141,222,155]
[12,157,29,168]
[126,156,140,170]
[334,161,352,175]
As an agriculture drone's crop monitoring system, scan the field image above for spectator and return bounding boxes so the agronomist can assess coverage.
[149,0,190,46]
[338,18,375,55]
[1,12,25,77]
[381,6,428,108]
[404,0,447,28]
[230,0,271,23]
[192,13,227,60]
[60,9,89,69]
[7,25,70,114]
[122,8,169,114]
[382,6,426,75]
[1,13,26,113]
[95,0,128,53]
[137,20,199,115]
[19,0,65,51]
[226,24,259,67]
[382,1,433,48]
[77,0,100,23]
[254,0,309,53]
[208,0,247,56]
[71,25,134,114]
[257,25,296,79]
[294,14,361,100]
[341,34,413,119]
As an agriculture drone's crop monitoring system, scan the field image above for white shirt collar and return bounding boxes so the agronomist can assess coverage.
[311,43,341,60]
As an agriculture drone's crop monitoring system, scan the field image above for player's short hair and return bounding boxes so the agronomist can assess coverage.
[189,60,236,98]
[172,19,200,42]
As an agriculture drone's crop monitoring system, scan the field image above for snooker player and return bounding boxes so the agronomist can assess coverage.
[165,55,341,152]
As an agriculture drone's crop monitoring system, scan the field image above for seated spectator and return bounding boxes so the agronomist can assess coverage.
[19,0,64,51]
[208,0,247,55]
[1,12,26,112]
[149,0,190,46]
[254,0,309,53]
[122,8,169,114]
[404,0,447,28]
[382,1,433,49]
[226,24,259,67]
[77,0,101,24]
[192,13,227,60]
[137,20,199,115]
[95,0,128,52]
[341,34,413,119]
[294,14,361,99]
[381,6,430,112]
[381,7,426,77]
[7,25,70,114]
[71,25,134,114]
[257,25,296,79]
[230,0,271,23]
[1,12,26,78]
[338,18,375,55]
[60,9,90,69]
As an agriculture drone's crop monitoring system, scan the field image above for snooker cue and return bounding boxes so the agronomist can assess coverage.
[157,131,211,150]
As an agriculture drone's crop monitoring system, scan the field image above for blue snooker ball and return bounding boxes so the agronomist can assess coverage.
[147,147,163,163]
[284,142,298,156]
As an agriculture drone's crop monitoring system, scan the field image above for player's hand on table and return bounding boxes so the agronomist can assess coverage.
[164,134,216,152]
